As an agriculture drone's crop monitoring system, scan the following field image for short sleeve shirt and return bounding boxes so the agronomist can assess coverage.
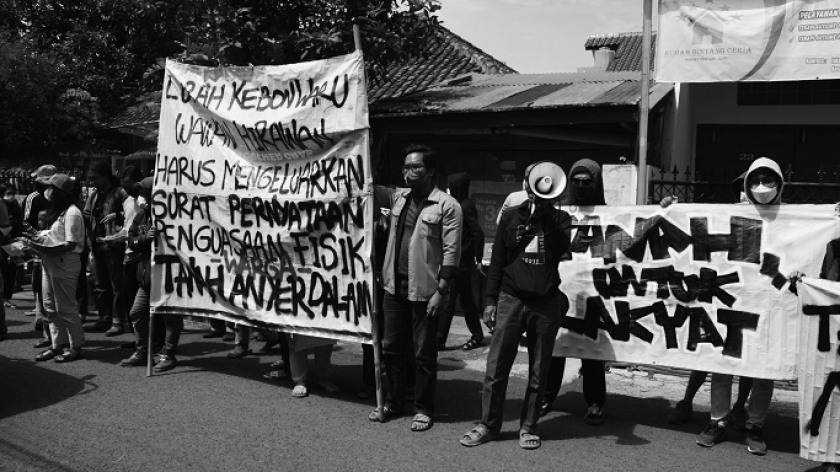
[47,206,85,254]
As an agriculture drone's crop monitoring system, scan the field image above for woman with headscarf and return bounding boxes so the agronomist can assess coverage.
[695,157,784,456]
[27,174,86,363]
[541,158,608,425]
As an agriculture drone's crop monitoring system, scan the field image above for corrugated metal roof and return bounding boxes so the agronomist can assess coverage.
[371,71,673,116]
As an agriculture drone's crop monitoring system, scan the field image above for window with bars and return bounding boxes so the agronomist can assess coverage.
[738,80,840,106]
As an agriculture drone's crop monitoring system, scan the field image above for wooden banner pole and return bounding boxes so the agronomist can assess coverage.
[637,0,653,204]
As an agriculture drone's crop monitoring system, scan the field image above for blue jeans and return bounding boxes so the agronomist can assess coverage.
[481,291,563,435]
[130,286,182,356]
[382,290,438,416]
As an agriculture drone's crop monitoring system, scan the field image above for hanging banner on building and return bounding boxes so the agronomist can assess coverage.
[554,204,840,380]
[656,0,840,82]
[152,52,374,343]
[798,277,840,463]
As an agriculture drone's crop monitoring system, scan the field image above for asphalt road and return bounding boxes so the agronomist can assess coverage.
[0,291,819,472]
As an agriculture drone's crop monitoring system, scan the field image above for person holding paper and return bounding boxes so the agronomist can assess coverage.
[84,160,129,336]
[370,144,462,432]
[24,165,56,333]
[461,162,572,450]
[695,157,784,456]
[27,173,86,363]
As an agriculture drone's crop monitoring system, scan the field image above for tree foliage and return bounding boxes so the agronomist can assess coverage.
[1,0,441,156]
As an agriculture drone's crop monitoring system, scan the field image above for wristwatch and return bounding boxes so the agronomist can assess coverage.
[436,286,449,296]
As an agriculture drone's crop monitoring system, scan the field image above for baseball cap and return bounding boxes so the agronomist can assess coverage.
[47,173,76,194]
[31,165,58,184]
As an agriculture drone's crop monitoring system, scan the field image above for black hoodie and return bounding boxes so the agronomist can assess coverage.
[568,159,606,206]
[447,172,484,268]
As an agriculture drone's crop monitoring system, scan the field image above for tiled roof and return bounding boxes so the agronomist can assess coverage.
[371,71,673,116]
[584,32,657,72]
[105,26,515,131]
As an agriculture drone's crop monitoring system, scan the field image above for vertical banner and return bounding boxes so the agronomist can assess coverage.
[798,277,840,463]
[555,204,839,380]
[152,51,374,343]
[656,0,840,82]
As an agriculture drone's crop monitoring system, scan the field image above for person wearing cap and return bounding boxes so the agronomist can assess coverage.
[461,162,572,450]
[24,165,56,340]
[83,161,129,336]
[25,173,87,362]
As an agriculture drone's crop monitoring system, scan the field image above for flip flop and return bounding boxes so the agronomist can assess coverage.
[368,406,399,423]
[291,385,308,398]
[460,424,497,447]
[410,413,433,432]
[519,431,541,450]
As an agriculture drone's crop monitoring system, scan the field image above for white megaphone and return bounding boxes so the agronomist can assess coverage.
[526,161,567,200]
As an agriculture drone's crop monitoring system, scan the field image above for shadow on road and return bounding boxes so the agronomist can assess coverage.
[0,355,93,421]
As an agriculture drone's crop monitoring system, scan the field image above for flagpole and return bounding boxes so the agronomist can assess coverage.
[353,23,385,423]
[637,0,653,205]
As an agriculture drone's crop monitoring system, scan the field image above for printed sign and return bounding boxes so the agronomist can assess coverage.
[152,52,374,343]
[555,204,840,380]
[798,277,840,463]
[656,0,840,82]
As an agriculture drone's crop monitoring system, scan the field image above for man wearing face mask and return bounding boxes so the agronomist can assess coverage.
[370,144,462,432]
[695,157,784,456]
[541,159,608,425]
[461,161,572,450]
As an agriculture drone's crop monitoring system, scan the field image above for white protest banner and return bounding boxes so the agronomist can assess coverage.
[555,204,839,380]
[656,0,840,82]
[798,277,840,462]
[152,51,374,343]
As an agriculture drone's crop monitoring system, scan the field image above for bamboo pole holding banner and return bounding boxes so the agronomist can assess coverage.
[147,217,157,377]
[636,0,653,205]
[353,23,386,423]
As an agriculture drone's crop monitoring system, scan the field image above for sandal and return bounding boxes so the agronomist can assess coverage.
[410,413,433,432]
[35,348,62,362]
[269,360,285,369]
[263,370,287,381]
[460,424,497,447]
[462,338,484,351]
[55,349,85,363]
[368,406,399,423]
[4,301,17,309]
[519,431,541,450]
[226,345,251,359]
[291,385,308,398]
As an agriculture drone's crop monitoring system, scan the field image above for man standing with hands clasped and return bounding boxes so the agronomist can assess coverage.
[461,161,572,450]
[370,144,462,432]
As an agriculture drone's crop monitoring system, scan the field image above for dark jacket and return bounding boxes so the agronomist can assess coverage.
[127,178,154,290]
[568,159,606,206]
[485,202,572,305]
[447,173,484,269]
[3,198,24,238]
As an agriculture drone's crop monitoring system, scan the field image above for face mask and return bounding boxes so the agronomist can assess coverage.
[137,196,149,209]
[751,185,778,204]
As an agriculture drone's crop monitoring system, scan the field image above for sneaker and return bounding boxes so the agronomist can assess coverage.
[668,400,693,425]
[584,404,604,425]
[226,345,251,359]
[745,426,767,455]
[728,404,747,431]
[154,354,177,372]
[120,351,147,367]
[105,325,125,337]
[696,420,726,447]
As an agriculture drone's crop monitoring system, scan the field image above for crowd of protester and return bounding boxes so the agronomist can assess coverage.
[0,151,835,470]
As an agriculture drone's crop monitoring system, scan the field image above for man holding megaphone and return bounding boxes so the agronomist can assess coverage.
[461,161,572,450]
